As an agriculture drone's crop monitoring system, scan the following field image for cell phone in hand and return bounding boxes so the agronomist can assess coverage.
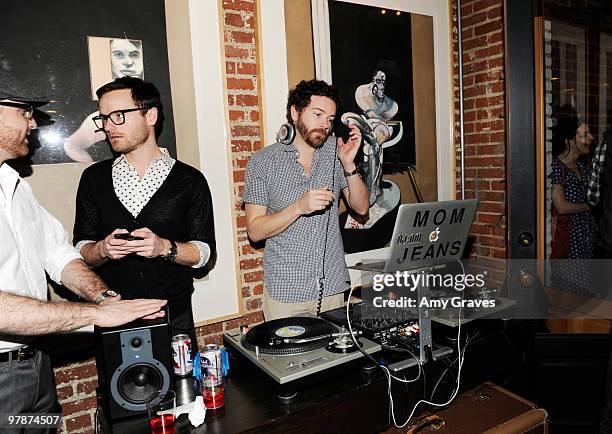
[114,233,144,241]
[334,122,351,144]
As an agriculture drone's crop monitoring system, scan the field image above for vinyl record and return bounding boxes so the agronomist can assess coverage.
[242,317,338,355]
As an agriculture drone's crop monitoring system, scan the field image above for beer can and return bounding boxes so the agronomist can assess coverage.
[201,344,222,386]
[171,334,193,377]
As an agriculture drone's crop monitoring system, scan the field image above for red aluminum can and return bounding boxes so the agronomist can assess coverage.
[171,334,193,377]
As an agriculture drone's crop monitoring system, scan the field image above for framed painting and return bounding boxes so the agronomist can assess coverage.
[1,0,176,165]
[259,0,453,273]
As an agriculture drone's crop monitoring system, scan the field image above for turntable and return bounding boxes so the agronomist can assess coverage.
[223,316,381,400]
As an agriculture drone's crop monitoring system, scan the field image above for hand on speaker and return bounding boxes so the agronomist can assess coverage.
[97,295,167,322]
[92,298,167,327]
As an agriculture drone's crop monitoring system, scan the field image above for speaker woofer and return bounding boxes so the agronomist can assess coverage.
[117,363,163,404]
[96,320,172,420]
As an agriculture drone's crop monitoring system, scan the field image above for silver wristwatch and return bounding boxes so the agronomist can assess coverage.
[94,289,118,304]
[162,240,178,263]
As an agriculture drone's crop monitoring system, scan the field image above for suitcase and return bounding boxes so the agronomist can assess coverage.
[384,382,548,434]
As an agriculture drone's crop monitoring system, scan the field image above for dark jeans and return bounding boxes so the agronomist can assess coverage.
[0,351,59,434]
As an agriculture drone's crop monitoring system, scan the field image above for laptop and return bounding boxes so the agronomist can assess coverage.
[349,199,478,273]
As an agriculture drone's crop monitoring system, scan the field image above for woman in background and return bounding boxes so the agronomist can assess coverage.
[549,114,598,294]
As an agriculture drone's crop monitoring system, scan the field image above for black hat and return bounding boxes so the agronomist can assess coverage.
[0,73,48,107]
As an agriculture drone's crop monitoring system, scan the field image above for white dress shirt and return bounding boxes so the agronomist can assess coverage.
[0,163,81,351]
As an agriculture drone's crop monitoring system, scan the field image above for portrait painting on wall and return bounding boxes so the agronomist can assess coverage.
[326,0,418,254]
[0,0,175,165]
[89,37,145,99]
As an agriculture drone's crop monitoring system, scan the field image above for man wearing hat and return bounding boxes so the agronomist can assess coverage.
[0,82,167,424]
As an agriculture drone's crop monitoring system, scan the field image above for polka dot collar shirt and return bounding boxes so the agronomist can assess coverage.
[112,147,175,218]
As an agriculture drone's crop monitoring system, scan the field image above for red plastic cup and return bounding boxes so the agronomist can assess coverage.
[146,391,176,434]
[202,369,225,409]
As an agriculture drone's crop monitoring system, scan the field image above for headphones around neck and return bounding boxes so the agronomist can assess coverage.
[276,122,296,145]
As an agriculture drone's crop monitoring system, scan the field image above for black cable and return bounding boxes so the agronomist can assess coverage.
[382,343,418,359]
[451,325,520,387]
[316,134,338,316]
[399,350,428,415]
[422,359,427,403]
[316,279,325,317]
[347,288,385,367]
[428,328,487,402]
[430,357,456,403]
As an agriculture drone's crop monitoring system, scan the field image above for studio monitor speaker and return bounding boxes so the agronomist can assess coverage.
[95,317,173,420]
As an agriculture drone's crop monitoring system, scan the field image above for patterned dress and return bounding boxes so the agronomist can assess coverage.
[550,158,597,258]
[549,157,598,295]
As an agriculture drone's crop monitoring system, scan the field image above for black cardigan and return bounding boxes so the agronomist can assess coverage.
[73,159,216,301]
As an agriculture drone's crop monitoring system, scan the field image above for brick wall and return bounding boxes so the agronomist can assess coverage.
[197,0,265,346]
[54,359,98,432]
[452,0,508,265]
[53,1,510,431]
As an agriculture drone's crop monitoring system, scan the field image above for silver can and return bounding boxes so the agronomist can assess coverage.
[201,344,222,386]
[171,334,193,377]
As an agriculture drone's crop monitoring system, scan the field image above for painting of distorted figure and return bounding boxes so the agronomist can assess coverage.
[327,0,418,254]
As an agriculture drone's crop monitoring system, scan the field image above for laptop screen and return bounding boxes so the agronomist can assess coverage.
[384,199,478,272]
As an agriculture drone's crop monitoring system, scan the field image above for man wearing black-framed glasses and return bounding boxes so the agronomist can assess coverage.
[91,106,149,130]
[74,77,216,349]
[0,82,167,424]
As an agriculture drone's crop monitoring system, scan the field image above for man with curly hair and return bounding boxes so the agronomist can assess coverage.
[244,79,369,320]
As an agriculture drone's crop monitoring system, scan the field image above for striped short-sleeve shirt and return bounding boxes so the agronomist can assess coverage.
[243,136,350,303]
